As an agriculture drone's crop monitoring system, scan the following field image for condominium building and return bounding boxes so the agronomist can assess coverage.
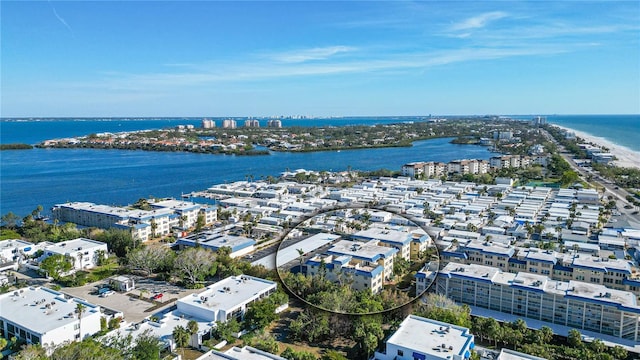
[37,238,108,272]
[177,275,277,322]
[202,119,216,129]
[0,287,106,352]
[442,243,639,297]
[52,200,216,241]
[436,263,640,342]
[222,119,237,129]
[0,239,40,271]
[305,253,385,293]
[176,232,256,258]
[244,119,260,128]
[372,315,475,360]
[197,346,286,360]
[305,239,397,293]
[267,119,282,128]
[352,227,430,261]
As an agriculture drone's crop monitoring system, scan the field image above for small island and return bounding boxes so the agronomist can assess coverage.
[0,143,33,150]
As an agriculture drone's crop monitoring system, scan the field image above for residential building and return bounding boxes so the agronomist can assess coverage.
[0,239,39,271]
[325,239,397,280]
[52,200,216,241]
[222,119,237,129]
[305,253,385,293]
[244,119,260,128]
[352,227,430,261]
[267,119,282,128]
[38,238,108,271]
[372,315,475,360]
[436,263,640,342]
[177,275,277,323]
[176,231,256,258]
[497,348,547,360]
[202,119,216,129]
[197,346,285,360]
[0,286,107,352]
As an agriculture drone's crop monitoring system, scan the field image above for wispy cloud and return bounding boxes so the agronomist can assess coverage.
[450,11,509,32]
[48,0,75,38]
[269,46,357,63]
[66,43,575,95]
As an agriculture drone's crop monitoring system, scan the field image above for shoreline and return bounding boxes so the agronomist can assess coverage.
[552,124,640,169]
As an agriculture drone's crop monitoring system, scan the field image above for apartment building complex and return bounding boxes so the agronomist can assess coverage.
[436,263,640,342]
[52,200,216,241]
[305,239,397,294]
[0,287,107,352]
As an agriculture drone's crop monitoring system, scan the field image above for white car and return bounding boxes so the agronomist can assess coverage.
[100,290,115,297]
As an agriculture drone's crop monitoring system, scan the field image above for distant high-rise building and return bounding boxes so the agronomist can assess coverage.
[244,119,260,128]
[222,119,237,129]
[532,116,547,126]
[267,119,282,128]
[202,119,216,129]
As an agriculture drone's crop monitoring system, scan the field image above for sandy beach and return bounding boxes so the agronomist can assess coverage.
[553,125,640,169]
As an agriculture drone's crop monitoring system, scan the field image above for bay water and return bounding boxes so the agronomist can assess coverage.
[2,115,637,218]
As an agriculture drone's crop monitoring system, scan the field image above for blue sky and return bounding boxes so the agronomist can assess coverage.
[2,1,639,117]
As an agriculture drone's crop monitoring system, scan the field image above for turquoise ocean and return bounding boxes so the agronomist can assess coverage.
[0,115,638,217]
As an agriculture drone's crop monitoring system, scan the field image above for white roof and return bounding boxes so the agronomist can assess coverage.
[44,238,107,254]
[386,315,473,359]
[276,233,340,266]
[0,286,101,335]
[197,346,286,360]
[498,348,547,360]
[178,275,276,313]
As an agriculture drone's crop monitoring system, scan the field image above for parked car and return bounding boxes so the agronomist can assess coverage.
[151,293,163,301]
[100,290,115,297]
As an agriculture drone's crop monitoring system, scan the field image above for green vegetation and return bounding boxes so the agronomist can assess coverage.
[0,143,33,150]
[281,347,318,360]
[281,272,412,314]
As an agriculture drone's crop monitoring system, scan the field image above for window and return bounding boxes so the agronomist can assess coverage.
[397,350,404,356]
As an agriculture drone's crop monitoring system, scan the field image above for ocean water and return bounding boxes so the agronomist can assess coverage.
[546,115,640,152]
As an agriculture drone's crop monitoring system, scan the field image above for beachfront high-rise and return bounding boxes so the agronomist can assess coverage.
[202,118,216,129]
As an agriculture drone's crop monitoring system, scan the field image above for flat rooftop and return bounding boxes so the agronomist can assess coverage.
[567,280,638,308]
[197,346,286,360]
[498,348,548,360]
[464,240,515,257]
[439,262,502,283]
[352,228,412,245]
[386,315,473,359]
[151,199,201,211]
[178,232,255,252]
[328,239,397,262]
[44,238,106,254]
[276,233,340,267]
[0,286,100,335]
[178,275,276,312]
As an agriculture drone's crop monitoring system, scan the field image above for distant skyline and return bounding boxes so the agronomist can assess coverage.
[2,1,639,117]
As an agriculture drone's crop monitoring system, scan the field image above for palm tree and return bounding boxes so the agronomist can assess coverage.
[139,288,149,300]
[150,218,158,238]
[75,302,86,339]
[296,248,304,272]
[179,215,188,229]
[172,325,190,356]
[186,320,199,347]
